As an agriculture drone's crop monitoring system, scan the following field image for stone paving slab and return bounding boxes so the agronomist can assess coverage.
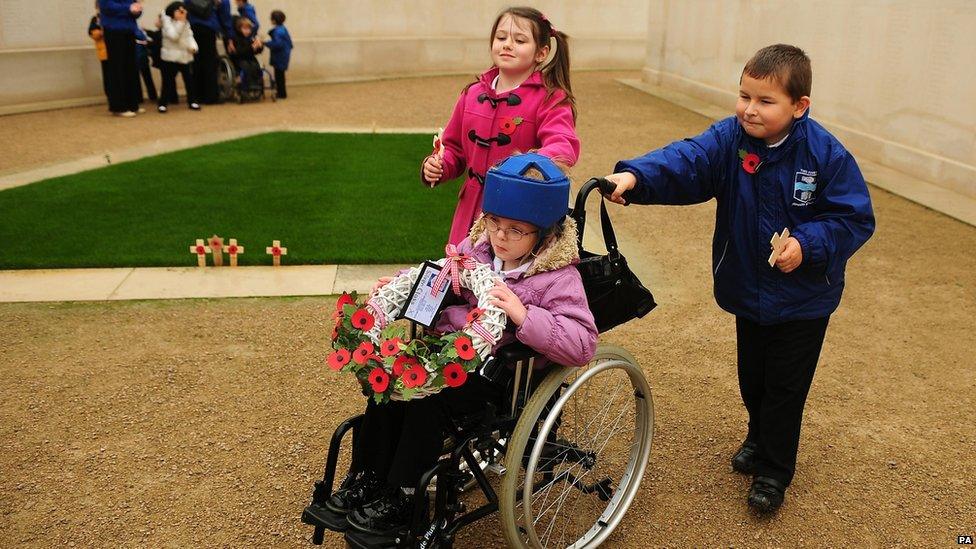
[0,264,410,303]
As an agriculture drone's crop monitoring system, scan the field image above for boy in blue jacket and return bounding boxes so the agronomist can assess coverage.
[604,44,875,513]
[264,10,293,99]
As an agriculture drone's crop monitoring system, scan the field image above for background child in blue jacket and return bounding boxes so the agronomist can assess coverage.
[264,10,292,99]
[604,44,875,513]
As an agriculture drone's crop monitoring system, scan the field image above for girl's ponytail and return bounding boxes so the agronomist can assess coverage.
[541,29,576,120]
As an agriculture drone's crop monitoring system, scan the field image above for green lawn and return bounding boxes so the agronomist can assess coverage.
[0,132,460,269]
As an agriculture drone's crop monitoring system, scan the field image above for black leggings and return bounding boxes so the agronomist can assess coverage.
[158,61,197,107]
[351,375,503,489]
[190,25,219,104]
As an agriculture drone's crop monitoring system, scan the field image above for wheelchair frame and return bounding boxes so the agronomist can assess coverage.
[302,342,653,548]
[217,54,276,104]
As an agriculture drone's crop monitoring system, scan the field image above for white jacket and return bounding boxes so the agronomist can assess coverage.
[160,14,198,65]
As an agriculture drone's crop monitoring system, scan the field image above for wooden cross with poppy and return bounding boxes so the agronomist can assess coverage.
[209,235,224,267]
[266,240,287,266]
[189,239,211,267]
[225,238,244,267]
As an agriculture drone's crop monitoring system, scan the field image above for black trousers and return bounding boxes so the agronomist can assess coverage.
[190,25,219,104]
[138,55,158,101]
[274,67,287,98]
[351,375,503,489]
[158,61,197,107]
[103,30,141,113]
[736,315,829,486]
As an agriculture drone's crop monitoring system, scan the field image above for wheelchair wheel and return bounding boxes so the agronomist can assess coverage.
[217,56,235,102]
[499,344,653,548]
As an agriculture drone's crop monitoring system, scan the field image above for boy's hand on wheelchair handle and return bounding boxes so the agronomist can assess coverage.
[489,280,527,327]
[603,172,637,205]
[775,237,803,273]
[422,155,444,186]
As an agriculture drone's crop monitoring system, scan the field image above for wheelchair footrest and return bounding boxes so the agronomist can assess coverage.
[345,529,401,548]
[302,502,351,533]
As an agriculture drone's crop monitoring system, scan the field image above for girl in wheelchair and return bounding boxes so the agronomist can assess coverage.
[330,153,598,538]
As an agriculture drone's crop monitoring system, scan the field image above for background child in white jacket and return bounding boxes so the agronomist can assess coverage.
[158,1,199,113]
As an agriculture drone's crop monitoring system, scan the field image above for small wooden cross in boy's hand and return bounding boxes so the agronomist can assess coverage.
[769,228,803,273]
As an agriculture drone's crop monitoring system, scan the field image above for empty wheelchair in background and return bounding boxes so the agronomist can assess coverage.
[217,54,276,104]
[302,178,657,548]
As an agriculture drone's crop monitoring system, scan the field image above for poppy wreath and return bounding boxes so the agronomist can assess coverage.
[326,257,507,404]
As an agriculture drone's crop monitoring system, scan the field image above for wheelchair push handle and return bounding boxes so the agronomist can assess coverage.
[571,178,623,257]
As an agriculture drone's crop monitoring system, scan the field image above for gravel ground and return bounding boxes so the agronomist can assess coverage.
[1,72,974,547]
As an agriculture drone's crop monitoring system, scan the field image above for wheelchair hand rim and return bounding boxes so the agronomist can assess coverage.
[521,358,653,549]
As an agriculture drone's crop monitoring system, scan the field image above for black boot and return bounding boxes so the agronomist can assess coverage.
[325,470,383,514]
[748,476,786,513]
[347,488,414,536]
[731,440,759,474]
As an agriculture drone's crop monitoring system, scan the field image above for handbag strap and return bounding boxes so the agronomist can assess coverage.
[572,178,621,258]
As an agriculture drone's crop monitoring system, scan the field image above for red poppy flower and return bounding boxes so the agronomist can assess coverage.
[327,349,351,371]
[195,245,206,255]
[742,153,761,174]
[227,245,238,255]
[393,355,419,376]
[443,362,467,388]
[466,308,485,324]
[210,238,221,248]
[403,365,428,389]
[351,309,375,331]
[271,246,282,257]
[368,367,390,393]
[331,326,339,342]
[336,293,355,313]
[454,336,475,361]
[380,338,402,357]
[353,342,376,364]
[499,117,518,135]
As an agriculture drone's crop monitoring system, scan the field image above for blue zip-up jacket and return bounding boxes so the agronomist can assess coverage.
[188,0,233,36]
[97,0,139,33]
[238,3,259,36]
[265,25,293,70]
[615,111,875,325]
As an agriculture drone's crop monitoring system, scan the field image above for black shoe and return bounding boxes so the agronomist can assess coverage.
[748,476,786,513]
[347,488,413,536]
[325,471,383,515]
[731,440,759,474]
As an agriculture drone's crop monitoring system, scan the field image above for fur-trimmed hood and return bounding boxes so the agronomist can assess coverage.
[466,214,579,277]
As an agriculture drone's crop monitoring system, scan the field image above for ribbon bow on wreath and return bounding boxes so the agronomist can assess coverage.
[431,244,477,296]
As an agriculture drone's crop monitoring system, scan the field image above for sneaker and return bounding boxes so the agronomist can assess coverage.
[731,440,759,474]
[137,107,146,114]
[325,470,383,515]
[157,105,168,113]
[347,488,413,536]
[115,111,137,118]
[748,476,786,513]
[189,103,201,110]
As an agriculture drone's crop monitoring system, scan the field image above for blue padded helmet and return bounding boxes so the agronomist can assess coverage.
[482,153,570,231]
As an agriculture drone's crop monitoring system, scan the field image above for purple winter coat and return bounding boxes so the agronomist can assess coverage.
[433,215,597,368]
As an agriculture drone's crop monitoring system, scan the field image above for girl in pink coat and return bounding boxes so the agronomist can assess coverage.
[422,7,581,245]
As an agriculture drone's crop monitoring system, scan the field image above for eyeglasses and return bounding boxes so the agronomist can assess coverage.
[485,216,537,241]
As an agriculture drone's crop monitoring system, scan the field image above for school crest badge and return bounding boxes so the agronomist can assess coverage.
[793,169,818,205]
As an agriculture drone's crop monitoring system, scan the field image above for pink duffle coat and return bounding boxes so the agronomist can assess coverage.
[429,67,581,245]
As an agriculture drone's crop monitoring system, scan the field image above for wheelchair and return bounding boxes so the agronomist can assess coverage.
[217,54,276,104]
[302,179,655,548]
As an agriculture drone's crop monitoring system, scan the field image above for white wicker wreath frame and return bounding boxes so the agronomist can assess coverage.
[363,258,507,400]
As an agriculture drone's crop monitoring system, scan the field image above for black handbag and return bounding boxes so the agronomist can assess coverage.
[185,0,214,19]
[571,178,656,333]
